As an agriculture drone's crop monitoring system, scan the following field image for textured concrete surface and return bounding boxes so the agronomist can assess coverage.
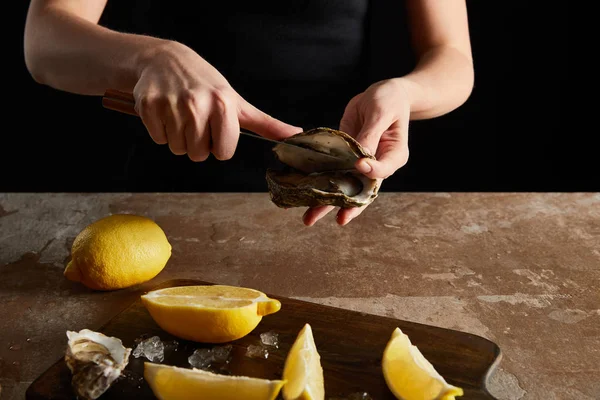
[1,193,599,399]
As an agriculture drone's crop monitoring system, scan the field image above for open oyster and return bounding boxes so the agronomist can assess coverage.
[65,329,131,400]
[266,127,380,208]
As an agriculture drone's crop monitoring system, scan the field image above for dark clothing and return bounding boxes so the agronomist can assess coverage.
[127,1,370,125]
[100,1,414,191]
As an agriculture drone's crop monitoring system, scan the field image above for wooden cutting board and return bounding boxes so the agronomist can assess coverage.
[26,279,501,399]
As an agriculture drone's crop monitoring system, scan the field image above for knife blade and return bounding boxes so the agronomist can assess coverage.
[239,130,344,161]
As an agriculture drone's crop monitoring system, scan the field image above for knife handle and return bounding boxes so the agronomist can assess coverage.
[102,89,138,116]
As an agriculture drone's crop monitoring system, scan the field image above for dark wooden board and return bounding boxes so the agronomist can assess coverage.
[26,279,501,399]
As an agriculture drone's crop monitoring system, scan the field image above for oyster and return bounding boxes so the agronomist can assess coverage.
[266,127,380,208]
[65,329,131,400]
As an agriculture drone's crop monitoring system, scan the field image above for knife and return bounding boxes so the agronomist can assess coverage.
[101,89,342,161]
[238,130,345,161]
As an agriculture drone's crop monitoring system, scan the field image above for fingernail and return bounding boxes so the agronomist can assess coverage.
[356,160,372,174]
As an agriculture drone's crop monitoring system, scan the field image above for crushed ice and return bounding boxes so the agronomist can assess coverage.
[188,345,233,369]
[260,331,279,348]
[132,335,164,362]
[245,344,269,359]
[245,331,279,359]
[188,349,212,369]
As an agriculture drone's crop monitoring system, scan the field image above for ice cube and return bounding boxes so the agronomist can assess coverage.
[245,344,269,359]
[211,345,233,363]
[260,331,279,348]
[188,345,233,369]
[132,336,164,362]
[188,348,214,369]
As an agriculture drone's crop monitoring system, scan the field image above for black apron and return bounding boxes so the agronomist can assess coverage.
[100,1,414,191]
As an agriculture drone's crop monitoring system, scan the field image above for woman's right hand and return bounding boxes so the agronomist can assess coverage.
[133,41,301,161]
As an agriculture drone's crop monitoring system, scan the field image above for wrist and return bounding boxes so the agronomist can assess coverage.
[391,77,428,114]
[132,39,187,79]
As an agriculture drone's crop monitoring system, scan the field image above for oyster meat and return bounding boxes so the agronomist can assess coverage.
[266,127,380,208]
[65,329,131,400]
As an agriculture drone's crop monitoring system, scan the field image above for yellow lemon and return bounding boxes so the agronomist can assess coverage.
[140,285,281,343]
[144,362,285,400]
[282,323,325,400]
[382,327,464,400]
[64,214,171,291]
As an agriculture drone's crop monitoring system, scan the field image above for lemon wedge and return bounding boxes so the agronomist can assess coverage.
[141,285,281,343]
[382,327,464,400]
[282,323,325,400]
[144,362,285,400]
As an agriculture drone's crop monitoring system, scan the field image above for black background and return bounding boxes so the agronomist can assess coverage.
[4,1,584,193]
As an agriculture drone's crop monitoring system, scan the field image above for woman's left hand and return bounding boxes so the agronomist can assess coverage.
[303,78,412,226]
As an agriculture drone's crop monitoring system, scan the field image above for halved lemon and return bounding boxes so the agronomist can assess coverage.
[141,285,281,343]
[144,362,285,400]
[382,327,464,400]
[282,323,325,400]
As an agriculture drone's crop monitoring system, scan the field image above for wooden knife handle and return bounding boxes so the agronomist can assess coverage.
[102,89,138,116]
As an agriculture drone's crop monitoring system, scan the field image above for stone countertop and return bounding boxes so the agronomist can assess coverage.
[0,193,598,399]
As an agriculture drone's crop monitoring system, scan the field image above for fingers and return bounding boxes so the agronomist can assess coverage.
[136,87,300,161]
[209,91,240,160]
[302,206,335,226]
[337,206,366,225]
[184,116,210,162]
[165,99,187,155]
[238,96,302,140]
[138,88,241,161]
[136,91,194,156]
[177,91,211,160]
[136,94,168,145]
[302,205,368,226]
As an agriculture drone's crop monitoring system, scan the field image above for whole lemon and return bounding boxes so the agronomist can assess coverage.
[64,214,172,291]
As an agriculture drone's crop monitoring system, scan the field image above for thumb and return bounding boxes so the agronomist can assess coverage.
[355,144,409,179]
[238,97,301,140]
[355,123,409,179]
[353,110,393,157]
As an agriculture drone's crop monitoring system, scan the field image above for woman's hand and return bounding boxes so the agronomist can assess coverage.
[303,78,411,226]
[134,41,300,161]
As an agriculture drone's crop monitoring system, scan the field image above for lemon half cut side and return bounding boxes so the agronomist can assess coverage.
[141,285,281,343]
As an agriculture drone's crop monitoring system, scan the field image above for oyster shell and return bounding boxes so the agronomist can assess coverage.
[266,128,380,208]
[65,329,131,400]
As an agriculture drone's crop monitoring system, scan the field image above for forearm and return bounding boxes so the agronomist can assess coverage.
[24,6,170,95]
[399,45,475,120]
